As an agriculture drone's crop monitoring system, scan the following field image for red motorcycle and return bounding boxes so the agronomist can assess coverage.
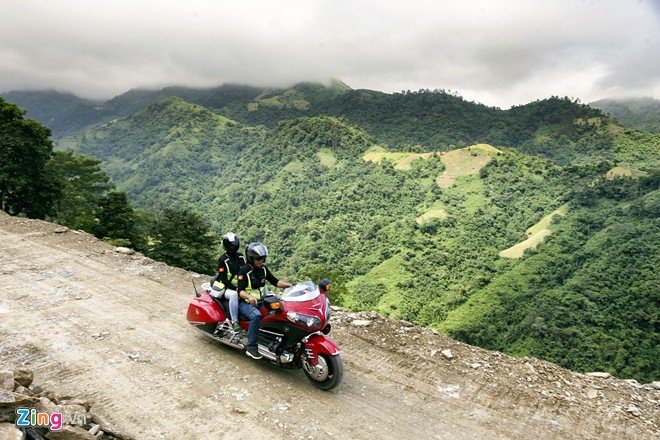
[186,279,343,390]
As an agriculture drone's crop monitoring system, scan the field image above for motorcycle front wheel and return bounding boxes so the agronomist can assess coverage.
[303,353,343,391]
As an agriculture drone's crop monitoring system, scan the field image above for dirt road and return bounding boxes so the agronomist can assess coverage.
[0,212,657,439]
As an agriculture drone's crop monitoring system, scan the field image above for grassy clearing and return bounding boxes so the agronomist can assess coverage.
[362,145,433,169]
[317,149,337,167]
[363,144,500,180]
[282,160,305,174]
[394,152,435,170]
[436,145,500,188]
[498,230,553,259]
[606,166,633,179]
[500,204,568,258]
[416,208,448,226]
[471,143,502,153]
[363,149,412,165]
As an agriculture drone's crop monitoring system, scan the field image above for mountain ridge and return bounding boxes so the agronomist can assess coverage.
[5,82,658,145]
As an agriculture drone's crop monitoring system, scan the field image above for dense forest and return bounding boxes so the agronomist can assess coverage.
[1,83,658,382]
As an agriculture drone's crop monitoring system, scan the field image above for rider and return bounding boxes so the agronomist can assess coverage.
[211,232,245,333]
[237,242,292,360]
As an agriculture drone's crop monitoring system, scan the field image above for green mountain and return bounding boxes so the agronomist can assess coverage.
[591,97,660,134]
[5,86,659,382]
[7,84,659,167]
[215,86,614,164]
[1,90,105,136]
[73,96,260,210]
[1,84,267,137]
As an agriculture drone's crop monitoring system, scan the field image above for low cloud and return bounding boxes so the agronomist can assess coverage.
[1,0,658,108]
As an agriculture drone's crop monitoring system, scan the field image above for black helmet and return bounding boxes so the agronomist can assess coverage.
[222,232,240,254]
[246,242,268,263]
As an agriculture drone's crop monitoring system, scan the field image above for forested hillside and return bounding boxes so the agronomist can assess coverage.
[2,86,658,383]
[442,171,659,380]
[591,97,660,134]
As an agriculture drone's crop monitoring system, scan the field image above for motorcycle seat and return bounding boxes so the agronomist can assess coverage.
[202,282,230,313]
[210,295,229,313]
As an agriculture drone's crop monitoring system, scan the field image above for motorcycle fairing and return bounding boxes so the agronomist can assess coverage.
[304,333,340,365]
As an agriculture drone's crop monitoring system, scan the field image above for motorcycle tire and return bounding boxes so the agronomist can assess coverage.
[303,353,343,391]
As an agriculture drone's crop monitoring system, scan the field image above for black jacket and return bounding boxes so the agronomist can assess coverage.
[236,263,279,297]
[214,252,246,290]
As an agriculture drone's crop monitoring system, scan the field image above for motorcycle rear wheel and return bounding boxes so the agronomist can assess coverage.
[303,353,343,391]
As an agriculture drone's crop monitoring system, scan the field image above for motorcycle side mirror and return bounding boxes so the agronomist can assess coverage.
[318,278,331,293]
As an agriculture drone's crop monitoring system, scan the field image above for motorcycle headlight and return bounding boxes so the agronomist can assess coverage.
[287,312,322,330]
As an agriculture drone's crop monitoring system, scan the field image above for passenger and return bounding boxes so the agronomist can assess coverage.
[211,232,245,333]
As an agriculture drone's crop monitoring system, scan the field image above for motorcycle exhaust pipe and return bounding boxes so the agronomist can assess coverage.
[257,344,278,361]
[257,344,294,364]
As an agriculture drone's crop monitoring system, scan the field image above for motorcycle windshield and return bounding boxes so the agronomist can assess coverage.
[282,281,320,302]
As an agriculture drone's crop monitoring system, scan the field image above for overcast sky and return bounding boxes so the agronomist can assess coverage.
[1,0,659,108]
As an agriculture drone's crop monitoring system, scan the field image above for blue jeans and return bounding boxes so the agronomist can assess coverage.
[238,301,262,350]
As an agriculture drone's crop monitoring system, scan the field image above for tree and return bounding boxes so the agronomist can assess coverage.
[0,98,59,218]
[300,266,350,307]
[146,208,217,273]
[93,191,146,250]
[46,150,114,229]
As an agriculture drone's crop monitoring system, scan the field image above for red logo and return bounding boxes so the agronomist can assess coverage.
[218,267,225,273]
[238,275,244,280]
